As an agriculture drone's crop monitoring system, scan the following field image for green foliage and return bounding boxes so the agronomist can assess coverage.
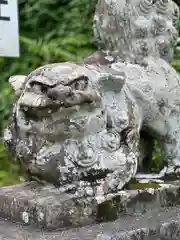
[0,0,97,185]
[0,144,21,186]
[174,0,180,6]
[150,140,164,173]
[172,19,180,70]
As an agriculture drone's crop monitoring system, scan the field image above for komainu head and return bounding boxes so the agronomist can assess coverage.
[94,0,179,63]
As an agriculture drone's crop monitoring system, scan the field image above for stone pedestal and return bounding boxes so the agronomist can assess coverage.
[0,181,98,230]
[0,181,180,230]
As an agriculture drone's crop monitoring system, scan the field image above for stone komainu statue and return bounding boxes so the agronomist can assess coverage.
[93,0,179,63]
[3,0,180,196]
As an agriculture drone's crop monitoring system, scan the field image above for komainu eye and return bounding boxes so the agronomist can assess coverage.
[22,108,39,121]
[74,76,88,90]
[31,83,48,94]
[41,85,48,94]
[32,84,42,94]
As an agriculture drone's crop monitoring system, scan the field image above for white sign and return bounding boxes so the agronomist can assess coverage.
[0,0,19,57]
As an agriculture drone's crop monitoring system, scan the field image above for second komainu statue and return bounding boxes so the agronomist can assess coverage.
[3,0,180,196]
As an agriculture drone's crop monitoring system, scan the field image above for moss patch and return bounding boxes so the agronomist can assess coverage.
[125,179,161,190]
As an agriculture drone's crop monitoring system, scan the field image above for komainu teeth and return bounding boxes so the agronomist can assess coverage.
[155,0,168,14]
[138,0,153,15]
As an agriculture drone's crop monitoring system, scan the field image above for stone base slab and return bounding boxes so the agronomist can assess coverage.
[0,181,180,230]
[0,207,180,239]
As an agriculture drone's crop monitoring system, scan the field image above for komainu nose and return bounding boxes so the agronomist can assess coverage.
[47,85,72,102]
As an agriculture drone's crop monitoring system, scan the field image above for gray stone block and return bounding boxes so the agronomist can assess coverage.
[0,181,180,230]
[0,181,98,230]
[1,207,180,239]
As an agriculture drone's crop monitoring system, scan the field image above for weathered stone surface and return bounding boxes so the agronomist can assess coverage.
[5,53,180,193]
[1,207,180,239]
[4,61,141,194]
[3,0,180,231]
[0,181,180,230]
[93,0,179,63]
[95,221,180,240]
[0,181,98,230]
[4,0,180,196]
[1,2,180,239]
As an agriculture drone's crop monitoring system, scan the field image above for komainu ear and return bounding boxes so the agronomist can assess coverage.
[8,75,27,96]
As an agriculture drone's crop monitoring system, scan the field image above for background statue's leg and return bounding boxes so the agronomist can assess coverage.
[158,137,180,177]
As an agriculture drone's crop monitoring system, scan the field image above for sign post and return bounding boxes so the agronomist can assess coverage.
[0,0,19,57]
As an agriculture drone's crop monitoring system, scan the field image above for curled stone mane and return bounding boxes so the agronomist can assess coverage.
[93,0,179,63]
